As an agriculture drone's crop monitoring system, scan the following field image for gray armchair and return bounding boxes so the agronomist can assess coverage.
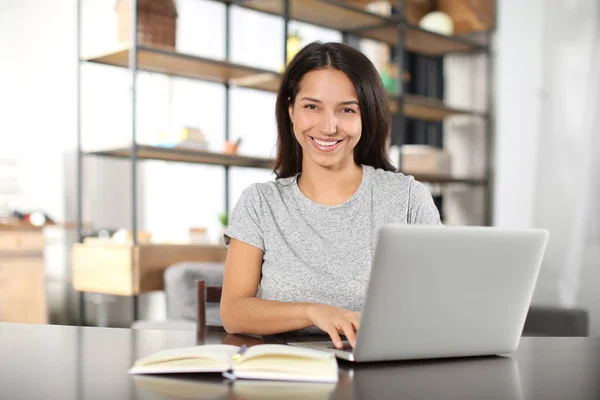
[131,262,225,331]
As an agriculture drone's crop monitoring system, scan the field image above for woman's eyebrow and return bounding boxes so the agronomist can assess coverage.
[300,96,322,103]
[300,97,359,106]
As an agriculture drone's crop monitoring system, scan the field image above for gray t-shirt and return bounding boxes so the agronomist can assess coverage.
[224,165,440,322]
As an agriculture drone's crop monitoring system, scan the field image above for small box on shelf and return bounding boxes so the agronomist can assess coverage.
[155,126,210,151]
[116,0,178,49]
[189,227,210,245]
[401,145,452,176]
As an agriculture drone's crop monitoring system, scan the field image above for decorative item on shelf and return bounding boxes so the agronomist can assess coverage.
[380,62,399,94]
[224,138,242,155]
[111,228,153,244]
[116,0,178,49]
[378,44,410,95]
[401,145,452,176]
[437,0,495,34]
[419,11,454,35]
[96,229,118,239]
[218,212,228,228]
[382,64,400,94]
[156,126,209,150]
[10,210,56,228]
[405,0,494,35]
[378,43,395,93]
[282,31,302,71]
[189,227,210,244]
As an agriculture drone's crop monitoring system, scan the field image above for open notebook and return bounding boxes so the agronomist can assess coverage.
[128,344,338,383]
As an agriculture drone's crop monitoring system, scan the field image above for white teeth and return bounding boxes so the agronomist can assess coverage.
[313,138,339,146]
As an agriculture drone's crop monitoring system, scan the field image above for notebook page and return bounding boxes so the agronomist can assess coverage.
[129,344,239,374]
[237,344,336,362]
[232,345,338,383]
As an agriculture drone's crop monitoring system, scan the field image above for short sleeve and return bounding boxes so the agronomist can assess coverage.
[408,179,442,225]
[223,184,265,251]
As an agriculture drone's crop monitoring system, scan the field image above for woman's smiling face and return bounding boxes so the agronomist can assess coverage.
[288,68,362,170]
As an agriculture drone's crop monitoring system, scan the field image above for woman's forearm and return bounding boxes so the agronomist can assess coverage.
[220,297,316,335]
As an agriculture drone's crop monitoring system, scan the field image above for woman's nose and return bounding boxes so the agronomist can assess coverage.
[318,112,337,135]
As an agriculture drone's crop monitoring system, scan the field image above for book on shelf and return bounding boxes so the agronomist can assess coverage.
[128,344,339,383]
[155,126,210,151]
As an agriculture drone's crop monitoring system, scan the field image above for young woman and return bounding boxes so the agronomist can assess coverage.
[221,42,440,349]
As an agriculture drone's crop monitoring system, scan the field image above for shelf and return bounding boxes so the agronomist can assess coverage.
[84,145,484,186]
[224,0,392,32]
[220,1,485,56]
[83,46,482,121]
[362,24,485,56]
[84,145,275,169]
[392,94,484,121]
[232,72,283,92]
[82,44,279,87]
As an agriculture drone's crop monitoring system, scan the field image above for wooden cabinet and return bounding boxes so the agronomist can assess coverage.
[72,241,227,296]
[0,226,47,324]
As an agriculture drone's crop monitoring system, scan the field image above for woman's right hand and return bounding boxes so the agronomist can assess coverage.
[306,304,361,349]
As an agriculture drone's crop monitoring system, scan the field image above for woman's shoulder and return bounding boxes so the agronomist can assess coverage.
[366,165,433,199]
[365,165,433,209]
[366,165,414,189]
[238,176,297,203]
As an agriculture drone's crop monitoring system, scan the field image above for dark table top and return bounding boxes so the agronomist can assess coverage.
[1,322,599,400]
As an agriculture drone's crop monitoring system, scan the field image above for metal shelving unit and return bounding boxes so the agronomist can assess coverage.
[75,0,494,325]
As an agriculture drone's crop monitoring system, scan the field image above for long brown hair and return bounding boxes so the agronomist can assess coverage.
[274,41,395,179]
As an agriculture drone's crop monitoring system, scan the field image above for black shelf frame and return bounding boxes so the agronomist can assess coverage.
[75,0,495,325]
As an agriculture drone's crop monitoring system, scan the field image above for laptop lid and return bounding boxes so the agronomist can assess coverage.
[352,224,549,362]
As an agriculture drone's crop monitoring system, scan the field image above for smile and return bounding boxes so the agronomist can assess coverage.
[310,136,343,152]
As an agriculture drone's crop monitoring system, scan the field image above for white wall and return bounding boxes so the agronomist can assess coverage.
[495,0,600,336]
[532,0,600,336]
[0,0,76,221]
[494,0,545,229]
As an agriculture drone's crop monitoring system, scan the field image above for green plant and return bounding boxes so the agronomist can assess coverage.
[218,212,228,227]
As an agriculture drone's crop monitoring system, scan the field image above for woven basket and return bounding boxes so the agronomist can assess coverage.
[116,0,177,49]
[437,0,495,33]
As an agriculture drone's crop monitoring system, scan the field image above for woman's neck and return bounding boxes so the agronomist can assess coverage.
[297,161,364,206]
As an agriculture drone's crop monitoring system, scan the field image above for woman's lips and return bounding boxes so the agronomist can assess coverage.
[310,136,343,152]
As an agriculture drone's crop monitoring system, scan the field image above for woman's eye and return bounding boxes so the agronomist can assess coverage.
[304,104,318,110]
[341,108,356,114]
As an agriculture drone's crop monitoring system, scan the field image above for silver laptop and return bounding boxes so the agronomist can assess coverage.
[289,224,549,362]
